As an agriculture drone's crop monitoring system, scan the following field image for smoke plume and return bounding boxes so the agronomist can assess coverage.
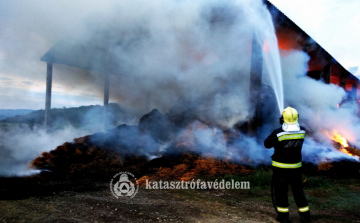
[45,0,280,128]
[0,125,89,176]
[281,50,360,162]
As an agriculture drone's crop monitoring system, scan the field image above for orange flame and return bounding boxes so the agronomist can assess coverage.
[330,131,360,159]
[332,131,349,147]
[339,148,353,156]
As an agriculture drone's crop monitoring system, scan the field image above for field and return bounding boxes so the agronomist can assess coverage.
[1,170,359,223]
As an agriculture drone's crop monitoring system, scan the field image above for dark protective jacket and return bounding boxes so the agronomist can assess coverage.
[264,126,306,168]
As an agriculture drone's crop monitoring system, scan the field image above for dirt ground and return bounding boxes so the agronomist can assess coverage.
[1,178,359,223]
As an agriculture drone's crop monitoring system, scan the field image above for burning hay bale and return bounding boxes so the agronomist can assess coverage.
[344,146,360,157]
[139,109,173,142]
[317,162,333,172]
[303,131,360,178]
[31,138,252,182]
[31,122,253,182]
[30,108,256,181]
[30,128,360,181]
[328,130,360,158]
[138,153,251,184]
[30,109,360,182]
[31,134,150,179]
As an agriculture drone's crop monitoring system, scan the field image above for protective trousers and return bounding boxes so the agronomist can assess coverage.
[272,167,309,219]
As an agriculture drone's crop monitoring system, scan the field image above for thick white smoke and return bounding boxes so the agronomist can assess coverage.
[50,0,281,128]
[180,49,360,165]
[171,120,273,165]
[0,125,89,176]
[0,105,142,177]
[281,50,360,162]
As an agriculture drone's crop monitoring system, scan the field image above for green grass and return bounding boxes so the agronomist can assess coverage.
[220,169,359,190]
[306,187,360,215]
[199,168,273,189]
[224,169,273,188]
[329,190,360,213]
[187,168,360,216]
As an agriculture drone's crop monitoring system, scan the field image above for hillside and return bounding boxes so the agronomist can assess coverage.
[0,104,140,129]
[0,109,33,120]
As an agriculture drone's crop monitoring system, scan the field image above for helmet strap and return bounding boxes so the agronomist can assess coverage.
[279,116,284,125]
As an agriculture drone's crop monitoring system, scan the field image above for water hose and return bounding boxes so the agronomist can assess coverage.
[271,174,279,214]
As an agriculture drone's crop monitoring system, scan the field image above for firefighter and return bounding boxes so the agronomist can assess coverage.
[264,107,311,223]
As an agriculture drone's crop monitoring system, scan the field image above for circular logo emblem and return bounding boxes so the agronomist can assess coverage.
[110,171,139,199]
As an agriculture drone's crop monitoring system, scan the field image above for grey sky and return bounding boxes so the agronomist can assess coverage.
[269,0,360,78]
[0,0,105,109]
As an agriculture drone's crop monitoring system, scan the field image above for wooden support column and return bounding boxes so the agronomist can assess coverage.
[44,63,53,129]
[103,73,110,130]
[247,34,263,138]
[340,71,347,89]
[323,63,331,84]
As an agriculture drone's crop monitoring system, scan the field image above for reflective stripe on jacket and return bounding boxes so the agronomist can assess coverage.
[277,131,306,142]
[264,127,306,167]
